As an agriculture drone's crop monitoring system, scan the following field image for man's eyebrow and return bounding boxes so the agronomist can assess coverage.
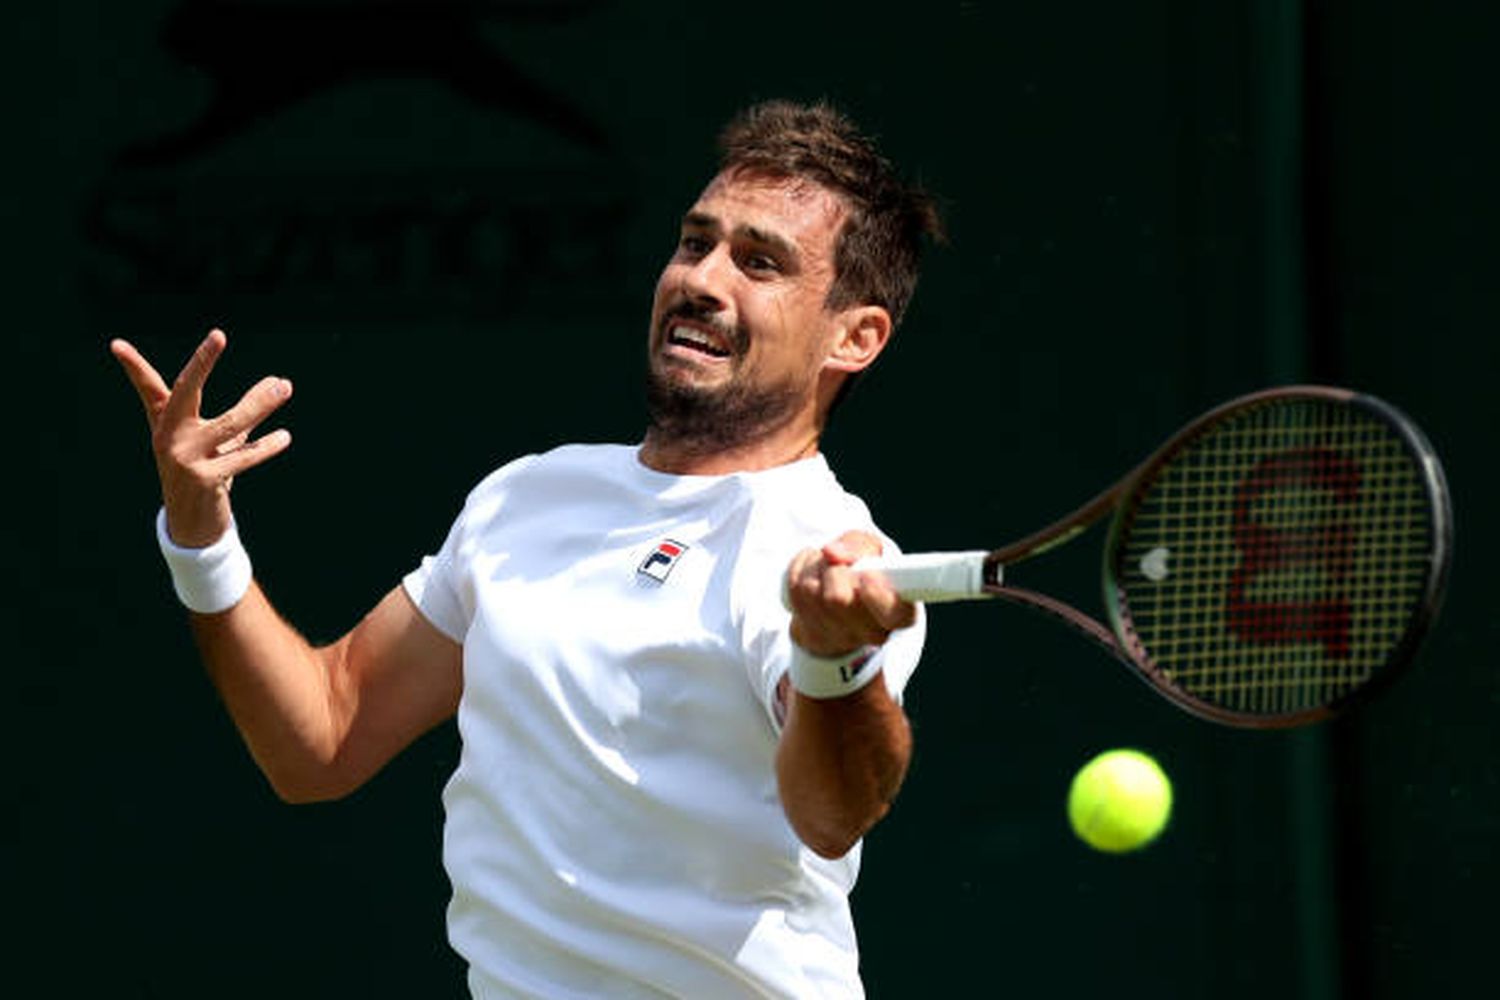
[738,224,798,260]
[680,212,800,263]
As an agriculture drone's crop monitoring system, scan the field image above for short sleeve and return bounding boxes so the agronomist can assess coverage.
[403,550,468,643]
[401,455,536,644]
[868,605,926,700]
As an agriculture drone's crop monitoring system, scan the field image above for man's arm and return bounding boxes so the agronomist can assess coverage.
[778,533,917,859]
[189,581,461,802]
[112,330,461,802]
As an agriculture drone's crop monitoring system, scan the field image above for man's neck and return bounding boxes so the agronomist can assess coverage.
[637,423,822,476]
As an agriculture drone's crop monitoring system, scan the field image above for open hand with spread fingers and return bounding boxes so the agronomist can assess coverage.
[110,329,294,548]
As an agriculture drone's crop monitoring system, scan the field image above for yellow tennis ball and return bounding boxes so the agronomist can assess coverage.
[1067,749,1173,853]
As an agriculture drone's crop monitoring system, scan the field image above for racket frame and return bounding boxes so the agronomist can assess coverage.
[866,385,1453,728]
[1098,386,1453,727]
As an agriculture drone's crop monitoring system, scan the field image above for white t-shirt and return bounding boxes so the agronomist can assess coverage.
[403,443,925,999]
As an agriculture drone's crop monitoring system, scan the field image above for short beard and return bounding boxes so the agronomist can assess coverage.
[644,365,807,455]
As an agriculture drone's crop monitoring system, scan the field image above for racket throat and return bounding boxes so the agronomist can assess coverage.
[982,554,1005,589]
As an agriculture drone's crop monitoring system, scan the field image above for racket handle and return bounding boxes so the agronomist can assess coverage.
[852,550,993,603]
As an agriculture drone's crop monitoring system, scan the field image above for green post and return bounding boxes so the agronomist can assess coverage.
[1256,1,1342,997]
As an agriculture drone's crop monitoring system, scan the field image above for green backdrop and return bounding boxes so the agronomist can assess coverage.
[14,2,1496,997]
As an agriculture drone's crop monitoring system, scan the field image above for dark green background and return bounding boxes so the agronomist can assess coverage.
[14,2,1497,997]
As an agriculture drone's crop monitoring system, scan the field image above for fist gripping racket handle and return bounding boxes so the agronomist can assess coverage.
[851,550,993,603]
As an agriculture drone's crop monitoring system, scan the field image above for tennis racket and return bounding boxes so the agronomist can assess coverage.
[862,386,1451,728]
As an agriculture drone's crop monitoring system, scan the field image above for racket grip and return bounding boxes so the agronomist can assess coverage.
[852,550,993,603]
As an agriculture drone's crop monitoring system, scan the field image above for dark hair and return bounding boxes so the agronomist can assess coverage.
[717,100,945,330]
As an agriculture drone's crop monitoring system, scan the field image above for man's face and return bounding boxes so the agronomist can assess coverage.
[645,170,847,449]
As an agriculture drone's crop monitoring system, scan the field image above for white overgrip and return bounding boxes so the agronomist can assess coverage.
[852,550,992,603]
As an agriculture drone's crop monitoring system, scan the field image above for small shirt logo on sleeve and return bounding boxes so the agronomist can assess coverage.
[637,538,689,584]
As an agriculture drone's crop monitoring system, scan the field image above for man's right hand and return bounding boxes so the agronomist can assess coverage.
[111,329,294,547]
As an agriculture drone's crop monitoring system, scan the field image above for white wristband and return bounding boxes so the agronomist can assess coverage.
[155,507,254,614]
[788,643,882,700]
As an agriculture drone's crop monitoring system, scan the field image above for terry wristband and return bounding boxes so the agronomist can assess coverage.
[788,642,882,700]
[155,507,253,614]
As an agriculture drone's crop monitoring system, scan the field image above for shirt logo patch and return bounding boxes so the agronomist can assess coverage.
[637,538,688,584]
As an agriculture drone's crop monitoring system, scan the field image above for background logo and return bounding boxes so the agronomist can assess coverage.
[79,0,632,326]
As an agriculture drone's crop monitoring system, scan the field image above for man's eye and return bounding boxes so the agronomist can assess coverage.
[679,235,712,256]
[743,253,781,273]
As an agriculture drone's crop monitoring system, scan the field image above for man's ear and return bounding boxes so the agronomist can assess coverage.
[824,305,893,374]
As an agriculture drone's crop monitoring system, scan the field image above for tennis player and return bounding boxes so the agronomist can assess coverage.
[112,100,943,998]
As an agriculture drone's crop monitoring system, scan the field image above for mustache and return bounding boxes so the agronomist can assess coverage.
[661,300,747,352]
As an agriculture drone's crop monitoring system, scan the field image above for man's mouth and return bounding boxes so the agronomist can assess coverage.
[665,323,733,359]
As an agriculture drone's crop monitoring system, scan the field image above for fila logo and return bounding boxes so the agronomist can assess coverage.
[637,539,689,584]
[840,650,875,685]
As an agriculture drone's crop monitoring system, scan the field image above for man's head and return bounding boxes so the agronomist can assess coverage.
[645,100,942,465]
[716,100,944,334]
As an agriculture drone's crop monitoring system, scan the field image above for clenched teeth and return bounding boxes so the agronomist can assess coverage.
[668,324,730,357]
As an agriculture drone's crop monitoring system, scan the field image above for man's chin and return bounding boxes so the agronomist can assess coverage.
[644,370,725,422]
[651,353,731,388]
[644,368,805,454]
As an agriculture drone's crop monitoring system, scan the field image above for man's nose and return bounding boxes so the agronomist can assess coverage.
[680,245,733,308]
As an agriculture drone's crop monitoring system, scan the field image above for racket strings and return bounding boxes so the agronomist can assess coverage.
[1115,398,1433,717]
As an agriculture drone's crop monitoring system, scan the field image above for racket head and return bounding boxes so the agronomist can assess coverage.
[1103,386,1452,727]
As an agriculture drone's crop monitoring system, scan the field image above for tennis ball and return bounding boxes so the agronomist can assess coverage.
[1067,749,1173,853]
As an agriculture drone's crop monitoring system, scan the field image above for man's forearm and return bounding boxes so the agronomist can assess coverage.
[188,580,349,802]
[774,675,913,859]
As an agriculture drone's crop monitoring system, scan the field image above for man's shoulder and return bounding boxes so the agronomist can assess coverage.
[740,456,883,545]
[469,442,634,493]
